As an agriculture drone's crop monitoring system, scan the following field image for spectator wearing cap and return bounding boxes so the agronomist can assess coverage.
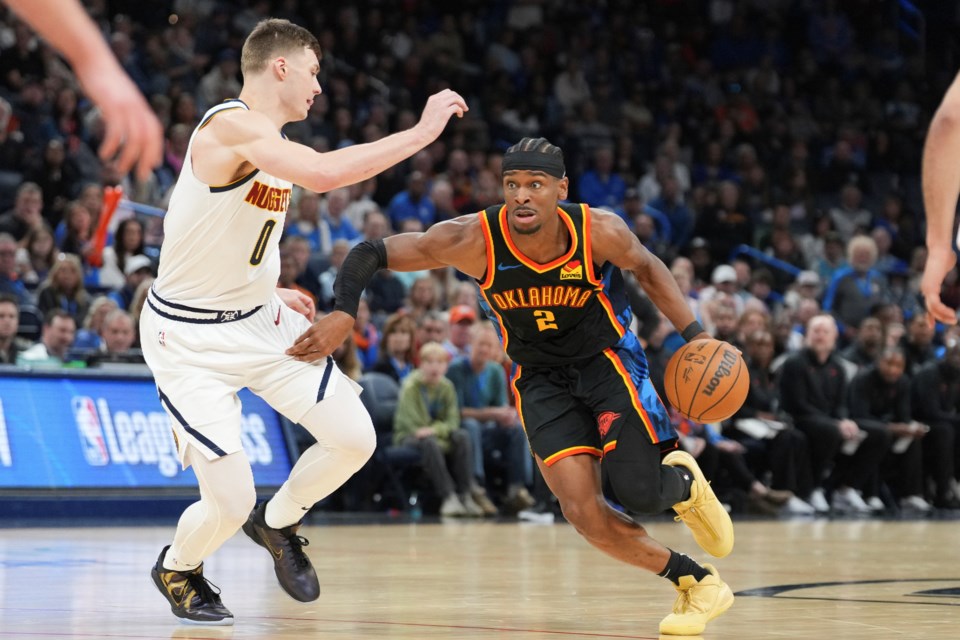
[443,304,476,359]
[699,264,745,318]
[108,254,154,311]
[647,174,694,249]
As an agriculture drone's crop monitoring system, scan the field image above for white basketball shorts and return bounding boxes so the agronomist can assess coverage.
[141,288,357,466]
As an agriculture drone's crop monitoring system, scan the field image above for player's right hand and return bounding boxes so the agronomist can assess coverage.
[416,89,468,140]
[287,310,354,363]
[920,245,958,327]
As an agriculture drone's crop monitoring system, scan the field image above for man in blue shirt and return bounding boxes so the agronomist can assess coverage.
[386,171,436,230]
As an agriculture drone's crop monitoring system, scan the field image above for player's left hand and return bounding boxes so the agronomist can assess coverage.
[277,288,316,322]
[288,310,354,362]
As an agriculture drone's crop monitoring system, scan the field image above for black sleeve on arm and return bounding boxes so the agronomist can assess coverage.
[333,239,388,317]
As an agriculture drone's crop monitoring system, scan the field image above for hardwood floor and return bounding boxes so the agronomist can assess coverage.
[0,516,957,639]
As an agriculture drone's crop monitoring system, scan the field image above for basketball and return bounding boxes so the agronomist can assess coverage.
[663,339,749,423]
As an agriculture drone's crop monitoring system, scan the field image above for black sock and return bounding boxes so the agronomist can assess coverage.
[657,549,709,586]
[675,465,693,502]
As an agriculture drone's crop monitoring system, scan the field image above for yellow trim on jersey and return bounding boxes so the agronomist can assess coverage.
[602,348,659,443]
[479,210,497,290]
[510,364,525,432]
[500,205,579,273]
[197,105,244,130]
[209,168,259,191]
[543,445,603,466]
[583,204,626,339]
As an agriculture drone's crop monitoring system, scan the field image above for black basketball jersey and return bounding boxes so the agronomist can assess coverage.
[476,202,639,368]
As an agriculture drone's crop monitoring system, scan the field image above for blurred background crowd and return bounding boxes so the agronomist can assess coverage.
[2,0,960,518]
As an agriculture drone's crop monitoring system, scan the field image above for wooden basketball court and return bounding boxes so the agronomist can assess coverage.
[0,516,957,639]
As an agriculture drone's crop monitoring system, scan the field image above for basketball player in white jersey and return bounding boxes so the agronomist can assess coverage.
[143,19,467,625]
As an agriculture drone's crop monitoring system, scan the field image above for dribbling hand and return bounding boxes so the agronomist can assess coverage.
[287,310,353,363]
[920,246,958,327]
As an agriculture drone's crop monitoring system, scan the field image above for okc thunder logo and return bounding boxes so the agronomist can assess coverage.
[597,411,621,438]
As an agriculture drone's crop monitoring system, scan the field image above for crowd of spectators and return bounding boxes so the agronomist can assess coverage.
[1,0,960,515]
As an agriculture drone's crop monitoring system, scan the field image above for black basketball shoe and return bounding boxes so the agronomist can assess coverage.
[150,546,233,625]
[241,501,320,602]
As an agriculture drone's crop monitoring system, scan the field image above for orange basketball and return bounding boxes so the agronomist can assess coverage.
[663,339,749,423]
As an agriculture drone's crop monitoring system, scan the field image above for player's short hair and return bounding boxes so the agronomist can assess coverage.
[241,19,322,77]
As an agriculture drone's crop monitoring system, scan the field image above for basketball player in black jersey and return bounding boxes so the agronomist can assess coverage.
[291,138,734,636]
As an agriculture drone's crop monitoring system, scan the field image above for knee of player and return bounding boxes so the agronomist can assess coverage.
[347,415,377,464]
[559,499,609,540]
[220,489,257,529]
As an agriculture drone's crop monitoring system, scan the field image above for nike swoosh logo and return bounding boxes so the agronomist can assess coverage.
[498,262,522,271]
[275,307,282,325]
[267,542,283,560]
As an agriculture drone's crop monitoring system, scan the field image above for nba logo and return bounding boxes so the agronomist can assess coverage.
[72,396,109,466]
[158,330,166,346]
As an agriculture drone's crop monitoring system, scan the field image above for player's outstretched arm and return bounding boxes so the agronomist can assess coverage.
[286,216,486,362]
[217,89,466,194]
[590,209,707,340]
[921,70,960,326]
[4,0,164,181]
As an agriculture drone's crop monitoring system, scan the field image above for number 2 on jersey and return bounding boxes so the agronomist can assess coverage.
[534,309,558,332]
[249,219,277,266]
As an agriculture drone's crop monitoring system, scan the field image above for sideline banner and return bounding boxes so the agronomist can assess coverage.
[0,375,292,488]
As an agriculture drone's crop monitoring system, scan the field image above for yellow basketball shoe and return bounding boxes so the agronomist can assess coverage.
[663,450,734,558]
[659,564,734,636]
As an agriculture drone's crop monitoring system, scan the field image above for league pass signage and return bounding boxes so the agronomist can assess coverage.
[0,376,292,488]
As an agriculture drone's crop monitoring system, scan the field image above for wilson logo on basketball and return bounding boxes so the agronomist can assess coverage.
[702,350,738,397]
[560,260,583,280]
[597,411,621,438]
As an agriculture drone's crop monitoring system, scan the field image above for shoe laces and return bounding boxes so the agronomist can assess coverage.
[673,587,692,614]
[186,571,223,606]
[281,530,312,570]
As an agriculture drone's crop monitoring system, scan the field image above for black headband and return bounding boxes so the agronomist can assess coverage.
[502,151,566,178]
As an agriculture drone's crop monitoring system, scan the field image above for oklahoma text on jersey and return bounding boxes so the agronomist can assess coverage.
[488,285,593,311]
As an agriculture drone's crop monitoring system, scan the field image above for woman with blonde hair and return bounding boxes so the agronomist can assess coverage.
[36,253,90,324]
[73,294,119,350]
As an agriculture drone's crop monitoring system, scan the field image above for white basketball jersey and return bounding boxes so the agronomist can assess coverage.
[153,100,292,310]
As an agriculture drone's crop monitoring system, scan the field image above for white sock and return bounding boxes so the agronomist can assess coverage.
[265,485,311,529]
[163,545,200,572]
